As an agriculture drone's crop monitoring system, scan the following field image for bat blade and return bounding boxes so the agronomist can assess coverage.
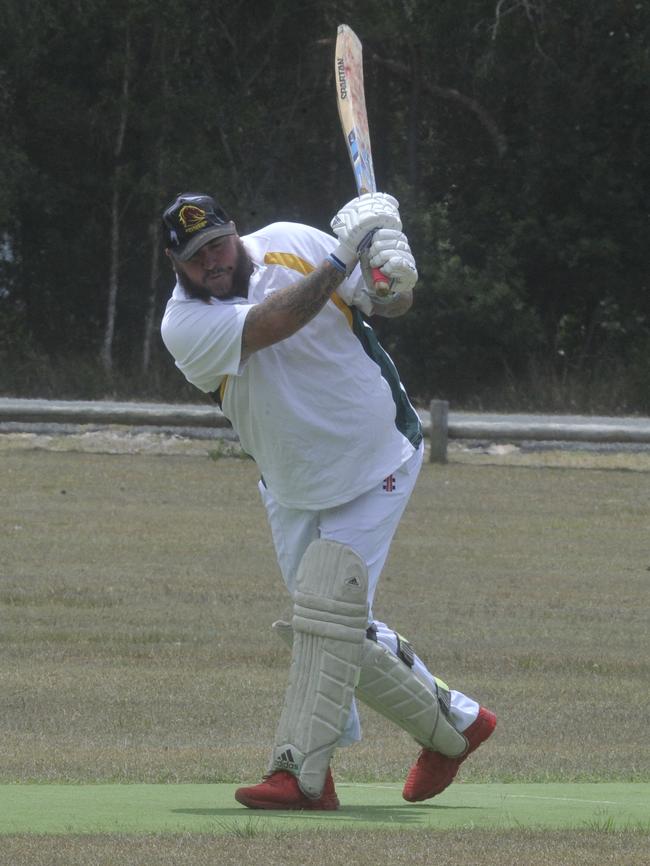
[335,25,376,195]
[335,24,389,295]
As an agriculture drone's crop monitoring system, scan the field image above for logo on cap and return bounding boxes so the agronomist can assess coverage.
[179,205,208,235]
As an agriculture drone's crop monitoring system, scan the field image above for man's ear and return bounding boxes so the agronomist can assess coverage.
[164,249,177,271]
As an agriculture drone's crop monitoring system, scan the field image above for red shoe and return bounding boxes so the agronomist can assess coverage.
[235,768,340,811]
[402,706,497,802]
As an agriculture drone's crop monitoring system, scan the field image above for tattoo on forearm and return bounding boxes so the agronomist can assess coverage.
[266,263,343,326]
[242,261,345,357]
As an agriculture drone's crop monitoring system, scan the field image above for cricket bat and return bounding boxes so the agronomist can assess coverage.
[335,24,390,295]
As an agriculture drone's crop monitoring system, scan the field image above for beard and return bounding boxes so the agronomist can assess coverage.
[177,238,253,302]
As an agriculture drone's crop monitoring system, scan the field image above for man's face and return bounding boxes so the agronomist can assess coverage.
[171,235,252,300]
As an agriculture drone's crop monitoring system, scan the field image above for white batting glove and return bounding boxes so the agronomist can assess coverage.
[329,193,402,274]
[362,228,418,300]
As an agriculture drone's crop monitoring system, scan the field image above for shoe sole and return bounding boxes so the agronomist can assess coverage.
[235,791,339,811]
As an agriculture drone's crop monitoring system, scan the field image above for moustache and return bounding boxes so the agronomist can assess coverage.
[206,266,233,277]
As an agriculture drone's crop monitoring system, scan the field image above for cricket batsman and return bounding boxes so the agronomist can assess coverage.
[160,190,496,810]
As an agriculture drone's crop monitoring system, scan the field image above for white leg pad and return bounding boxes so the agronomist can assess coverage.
[270,540,368,799]
[273,621,467,759]
[357,638,467,757]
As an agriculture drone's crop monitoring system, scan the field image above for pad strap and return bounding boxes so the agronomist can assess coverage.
[273,620,467,759]
[358,637,466,757]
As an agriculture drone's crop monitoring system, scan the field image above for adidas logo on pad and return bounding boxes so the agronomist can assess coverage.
[275,748,299,772]
[345,576,360,586]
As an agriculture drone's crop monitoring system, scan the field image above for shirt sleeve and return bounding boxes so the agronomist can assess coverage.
[161,297,251,393]
[280,222,368,308]
[251,221,366,308]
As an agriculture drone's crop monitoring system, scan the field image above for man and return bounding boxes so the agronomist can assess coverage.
[160,191,496,810]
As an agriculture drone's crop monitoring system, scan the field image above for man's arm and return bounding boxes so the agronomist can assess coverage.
[240,260,344,362]
[240,192,402,362]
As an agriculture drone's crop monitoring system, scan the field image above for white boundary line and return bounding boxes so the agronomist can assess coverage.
[505,794,621,806]
[339,783,648,808]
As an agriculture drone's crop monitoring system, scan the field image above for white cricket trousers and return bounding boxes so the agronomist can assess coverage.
[258,443,479,746]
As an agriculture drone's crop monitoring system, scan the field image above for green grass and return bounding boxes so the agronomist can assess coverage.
[1,783,649,835]
[1,443,649,863]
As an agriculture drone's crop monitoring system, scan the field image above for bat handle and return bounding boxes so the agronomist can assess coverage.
[371,266,390,295]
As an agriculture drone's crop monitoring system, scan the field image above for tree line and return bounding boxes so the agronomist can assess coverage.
[1,0,648,411]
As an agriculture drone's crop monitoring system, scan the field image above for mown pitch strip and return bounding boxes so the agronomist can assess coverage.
[1,783,648,835]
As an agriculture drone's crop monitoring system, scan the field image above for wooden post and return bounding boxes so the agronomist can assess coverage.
[429,399,449,463]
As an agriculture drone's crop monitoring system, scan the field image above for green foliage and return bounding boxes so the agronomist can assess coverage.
[0,0,648,408]
[375,198,545,401]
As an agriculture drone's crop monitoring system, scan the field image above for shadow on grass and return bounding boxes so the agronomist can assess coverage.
[172,804,483,825]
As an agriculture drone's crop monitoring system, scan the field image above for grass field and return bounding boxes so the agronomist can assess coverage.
[1,438,649,864]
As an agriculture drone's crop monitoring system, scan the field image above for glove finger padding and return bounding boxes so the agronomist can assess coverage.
[371,252,418,290]
[362,228,418,297]
[330,193,402,272]
[367,228,412,257]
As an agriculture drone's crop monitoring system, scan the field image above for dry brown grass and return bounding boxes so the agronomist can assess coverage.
[1,450,649,785]
[1,446,649,864]
[2,828,650,866]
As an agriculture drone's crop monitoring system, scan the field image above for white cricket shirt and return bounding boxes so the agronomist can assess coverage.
[161,221,421,510]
